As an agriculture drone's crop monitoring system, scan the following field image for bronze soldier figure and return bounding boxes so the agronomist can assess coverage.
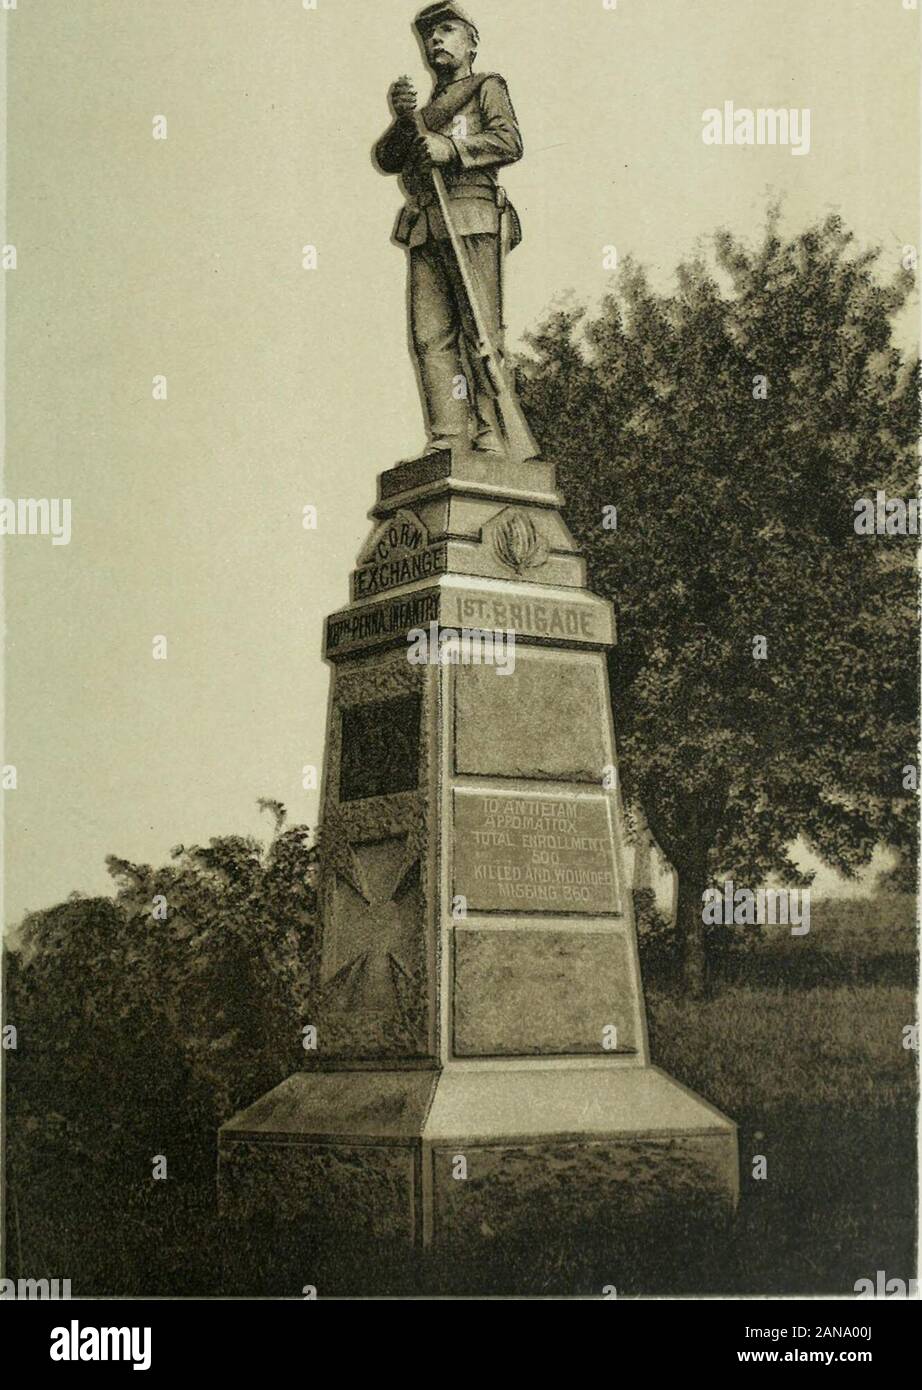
[375,3,525,457]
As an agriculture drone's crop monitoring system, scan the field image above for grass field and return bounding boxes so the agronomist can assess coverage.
[6,899,918,1297]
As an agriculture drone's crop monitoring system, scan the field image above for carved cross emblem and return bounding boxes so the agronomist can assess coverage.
[321,834,422,1014]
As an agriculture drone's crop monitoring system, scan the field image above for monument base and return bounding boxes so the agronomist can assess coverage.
[218,1064,738,1249]
[216,443,740,1275]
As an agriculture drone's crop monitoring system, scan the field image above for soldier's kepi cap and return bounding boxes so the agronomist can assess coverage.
[414,3,479,40]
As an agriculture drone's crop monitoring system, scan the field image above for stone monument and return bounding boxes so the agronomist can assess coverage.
[218,2,738,1255]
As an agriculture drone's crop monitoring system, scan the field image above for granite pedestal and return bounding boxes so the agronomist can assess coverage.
[218,447,739,1249]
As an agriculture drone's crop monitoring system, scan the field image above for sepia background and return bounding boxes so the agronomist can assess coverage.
[3,0,919,923]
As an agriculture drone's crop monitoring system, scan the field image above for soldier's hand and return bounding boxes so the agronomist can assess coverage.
[415,132,455,168]
[390,76,418,117]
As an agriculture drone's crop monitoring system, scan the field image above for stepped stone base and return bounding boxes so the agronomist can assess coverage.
[218,1065,738,1247]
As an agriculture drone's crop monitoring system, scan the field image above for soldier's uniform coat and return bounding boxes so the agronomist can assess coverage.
[375,72,523,251]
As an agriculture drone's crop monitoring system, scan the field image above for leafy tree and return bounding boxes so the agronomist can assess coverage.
[6,805,318,1200]
[519,210,919,991]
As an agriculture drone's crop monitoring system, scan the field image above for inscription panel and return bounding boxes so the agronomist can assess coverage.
[340,696,421,801]
[444,589,613,647]
[325,590,439,659]
[353,510,447,601]
[454,927,638,1056]
[326,588,614,660]
[454,650,609,781]
[353,543,447,600]
[359,510,430,564]
[453,790,620,914]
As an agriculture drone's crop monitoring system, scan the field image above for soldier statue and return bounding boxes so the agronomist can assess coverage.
[374,3,535,462]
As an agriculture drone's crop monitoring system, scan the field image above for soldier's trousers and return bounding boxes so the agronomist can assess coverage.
[409,233,504,450]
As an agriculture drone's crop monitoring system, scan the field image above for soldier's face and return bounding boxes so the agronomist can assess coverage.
[424,22,474,73]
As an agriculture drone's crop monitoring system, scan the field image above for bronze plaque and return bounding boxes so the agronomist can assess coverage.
[453,791,620,914]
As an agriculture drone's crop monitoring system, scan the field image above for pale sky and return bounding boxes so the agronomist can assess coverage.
[2,0,919,923]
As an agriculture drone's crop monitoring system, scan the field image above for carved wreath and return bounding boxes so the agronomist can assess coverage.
[491,509,550,574]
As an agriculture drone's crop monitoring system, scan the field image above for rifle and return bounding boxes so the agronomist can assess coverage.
[414,113,538,464]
